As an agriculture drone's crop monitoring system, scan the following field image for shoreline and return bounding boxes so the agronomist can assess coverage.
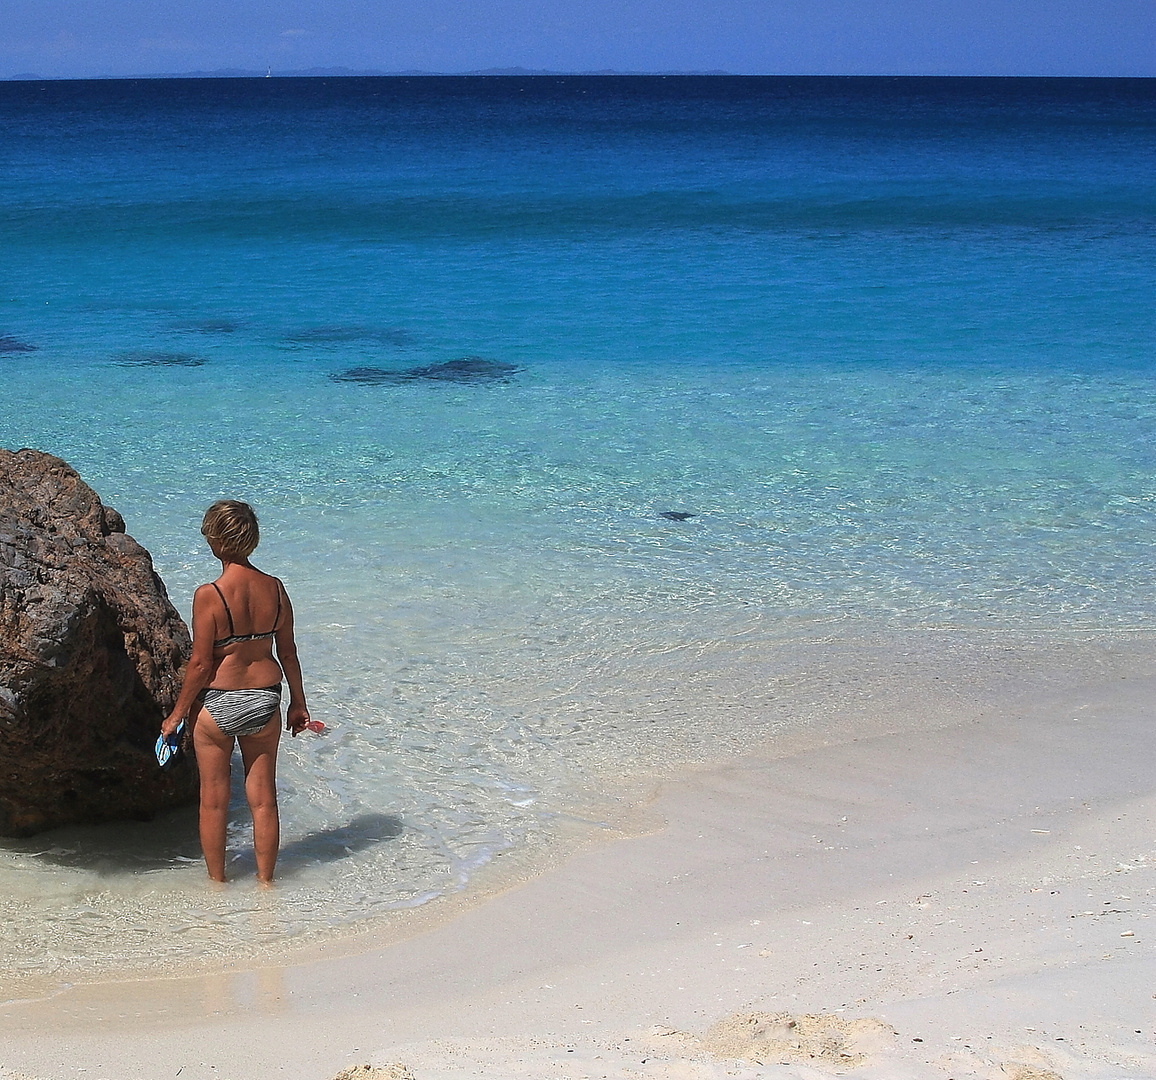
[3,625,1154,1000]
[2,640,1154,1079]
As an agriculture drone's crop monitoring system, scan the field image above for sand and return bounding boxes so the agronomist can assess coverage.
[1,656,1153,1080]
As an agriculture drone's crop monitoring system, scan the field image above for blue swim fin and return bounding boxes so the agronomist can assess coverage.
[155,721,185,770]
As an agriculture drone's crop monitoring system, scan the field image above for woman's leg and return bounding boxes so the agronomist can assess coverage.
[239,717,281,883]
[192,706,234,882]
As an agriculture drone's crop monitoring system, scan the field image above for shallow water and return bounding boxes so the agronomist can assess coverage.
[1,76,1154,990]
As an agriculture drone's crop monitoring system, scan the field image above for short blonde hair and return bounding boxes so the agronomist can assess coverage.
[201,500,259,559]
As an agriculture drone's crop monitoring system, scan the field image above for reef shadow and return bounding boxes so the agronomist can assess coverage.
[331,357,522,386]
[0,335,37,354]
[113,351,206,368]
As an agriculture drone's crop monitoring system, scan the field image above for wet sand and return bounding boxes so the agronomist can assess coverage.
[1,652,1154,1080]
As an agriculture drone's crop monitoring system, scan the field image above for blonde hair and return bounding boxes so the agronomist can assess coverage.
[201,500,259,559]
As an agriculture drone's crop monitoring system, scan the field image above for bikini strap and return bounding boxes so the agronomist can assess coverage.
[270,577,283,634]
[210,581,235,637]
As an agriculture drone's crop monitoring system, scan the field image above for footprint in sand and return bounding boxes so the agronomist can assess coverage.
[700,1010,897,1068]
[1002,1066,1064,1080]
[330,1065,415,1080]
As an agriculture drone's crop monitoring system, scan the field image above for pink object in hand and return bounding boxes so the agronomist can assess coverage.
[305,720,326,733]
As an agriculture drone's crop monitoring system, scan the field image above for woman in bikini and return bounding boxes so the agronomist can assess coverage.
[161,500,310,883]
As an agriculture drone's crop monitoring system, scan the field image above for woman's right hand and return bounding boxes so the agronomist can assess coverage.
[160,711,184,739]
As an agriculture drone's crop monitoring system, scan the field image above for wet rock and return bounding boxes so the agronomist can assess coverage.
[331,357,521,386]
[0,335,37,354]
[660,511,696,521]
[113,351,205,367]
[0,449,195,837]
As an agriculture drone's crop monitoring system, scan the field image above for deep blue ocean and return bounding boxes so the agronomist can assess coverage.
[1,76,1154,987]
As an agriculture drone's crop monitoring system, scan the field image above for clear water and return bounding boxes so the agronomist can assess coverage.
[1,76,1154,990]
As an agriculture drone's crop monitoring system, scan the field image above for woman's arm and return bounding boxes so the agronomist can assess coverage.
[160,584,218,737]
[274,583,310,737]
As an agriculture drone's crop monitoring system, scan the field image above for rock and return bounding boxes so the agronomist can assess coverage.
[0,448,195,837]
[660,511,696,521]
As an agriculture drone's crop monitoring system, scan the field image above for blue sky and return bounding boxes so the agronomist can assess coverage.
[3,0,1154,79]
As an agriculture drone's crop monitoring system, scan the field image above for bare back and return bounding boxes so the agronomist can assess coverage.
[201,564,285,690]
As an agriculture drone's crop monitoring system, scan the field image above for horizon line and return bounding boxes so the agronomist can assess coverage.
[5,69,1154,82]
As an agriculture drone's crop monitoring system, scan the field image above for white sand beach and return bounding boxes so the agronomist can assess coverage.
[1,646,1154,1080]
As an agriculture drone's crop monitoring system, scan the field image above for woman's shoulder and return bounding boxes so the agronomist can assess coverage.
[190,582,226,622]
[258,568,286,593]
[244,566,287,603]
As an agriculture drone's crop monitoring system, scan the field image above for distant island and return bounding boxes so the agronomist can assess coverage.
[4,67,733,81]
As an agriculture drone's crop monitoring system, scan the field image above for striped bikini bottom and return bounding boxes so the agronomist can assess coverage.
[201,684,282,737]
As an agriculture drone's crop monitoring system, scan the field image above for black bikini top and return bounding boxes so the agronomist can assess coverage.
[210,578,282,649]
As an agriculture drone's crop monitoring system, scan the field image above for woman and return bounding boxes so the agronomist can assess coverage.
[161,500,309,884]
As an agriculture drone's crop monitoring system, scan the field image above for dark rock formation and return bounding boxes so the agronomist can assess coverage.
[660,511,697,522]
[0,335,37,354]
[0,449,195,837]
[331,357,521,386]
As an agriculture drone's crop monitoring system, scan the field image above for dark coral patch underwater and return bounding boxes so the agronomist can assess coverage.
[331,358,521,385]
[113,352,206,367]
[0,335,37,353]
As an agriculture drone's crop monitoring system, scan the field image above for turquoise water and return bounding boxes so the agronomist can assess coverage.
[1,76,1154,987]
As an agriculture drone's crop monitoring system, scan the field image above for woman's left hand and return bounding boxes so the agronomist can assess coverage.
[286,701,310,737]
